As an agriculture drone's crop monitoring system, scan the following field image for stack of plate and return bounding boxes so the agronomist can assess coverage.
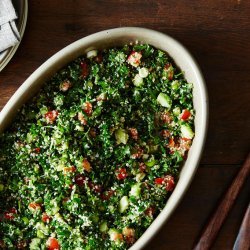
[0,0,28,72]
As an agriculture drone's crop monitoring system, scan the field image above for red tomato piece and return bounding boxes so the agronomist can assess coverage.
[34,147,41,153]
[74,174,86,186]
[127,51,142,67]
[116,168,127,180]
[154,177,165,185]
[63,166,76,174]
[47,237,60,250]
[165,175,175,191]
[128,128,138,140]
[168,138,175,148]
[4,212,15,220]
[9,207,17,214]
[82,159,92,172]
[28,202,41,211]
[139,162,146,172]
[45,110,58,124]
[42,213,51,223]
[80,61,89,78]
[181,109,191,120]
[83,102,92,116]
[101,190,115,200]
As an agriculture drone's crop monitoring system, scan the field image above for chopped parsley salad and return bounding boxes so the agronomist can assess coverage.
[0,43,195,250]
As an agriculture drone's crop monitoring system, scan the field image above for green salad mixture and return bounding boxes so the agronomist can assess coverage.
[0,43,194,250]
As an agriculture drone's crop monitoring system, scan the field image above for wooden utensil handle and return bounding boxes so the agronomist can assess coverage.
[233,203,250,250]
[193,152,250,250]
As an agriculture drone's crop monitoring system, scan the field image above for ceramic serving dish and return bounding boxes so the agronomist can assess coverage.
[0,27,208,249]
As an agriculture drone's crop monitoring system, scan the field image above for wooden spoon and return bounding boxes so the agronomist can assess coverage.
[193,152,250,250]
[233,203,250,250]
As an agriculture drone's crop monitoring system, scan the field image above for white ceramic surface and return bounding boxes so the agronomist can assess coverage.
[0,27,208,249]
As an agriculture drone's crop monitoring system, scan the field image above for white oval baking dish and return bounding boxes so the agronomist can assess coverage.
[0,27,208,250]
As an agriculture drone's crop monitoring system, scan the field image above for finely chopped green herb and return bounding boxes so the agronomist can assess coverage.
[0,44,194,249]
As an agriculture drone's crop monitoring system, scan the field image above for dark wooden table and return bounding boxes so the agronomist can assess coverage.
[0,1,249,249]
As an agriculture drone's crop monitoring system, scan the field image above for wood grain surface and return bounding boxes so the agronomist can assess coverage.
[0,1,249,249]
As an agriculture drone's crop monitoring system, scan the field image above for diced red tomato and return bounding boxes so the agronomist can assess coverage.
[165,175,175,191]
[59,80,72,92]
[4,212,14,220]
[42,213,51,223]
[164,63,174,80]
[123,227,135,245]
[80,61,89,78]
[161,112,172,124]
[128,128,138,140]
[181,109,191,120]
[4,207,17,220]
[101,190,115,200]
[116,168,127,180]
[46,237,60,250]
[9,207,17,214]
[127,51,142,67]
[88,182,102,193]
[131,147,143,159]
[161,130,170,139]
[154,177,165,185]
[155,175,175,191]
[28,202,41,211]
[34,147,41,153]
[83,102,92,116]
[168,138,175,148]
[111,232,123,242]
[82,159,91,172]
[63,166,76,174]
[139,162,146,172]
[78,112,87,125]
[45,110,58,124]
[179,138,192,151]
[74,174,86,186]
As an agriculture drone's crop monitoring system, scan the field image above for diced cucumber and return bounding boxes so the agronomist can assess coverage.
[49,199,60,215]
[29,238,41,250]
[171,80,180,90]
[138,67,149,78]
[100,221,108,232]
[135,173,146,182]
[35,222,49,238]
[22,217,29,225]
[173,107,181,116]
[145,158,157,167]
[86,50,98,58]
[130,183,141,198]
[181,124,194,139]
[133,74,144,87]
[115,129,129,145]
[119,196,129,213]
[157,93,172,109]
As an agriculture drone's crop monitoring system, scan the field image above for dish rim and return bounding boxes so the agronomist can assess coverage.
[0,27,208,250]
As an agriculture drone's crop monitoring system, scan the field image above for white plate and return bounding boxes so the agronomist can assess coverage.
[0,0,28,72]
